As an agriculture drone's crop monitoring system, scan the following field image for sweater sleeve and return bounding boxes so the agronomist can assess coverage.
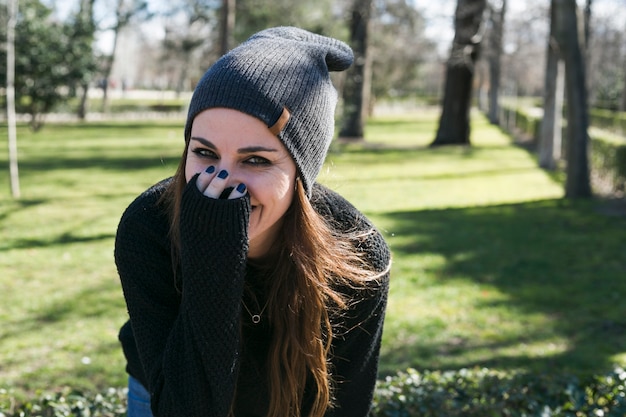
[115,175,250,417]
[311,184,391,417]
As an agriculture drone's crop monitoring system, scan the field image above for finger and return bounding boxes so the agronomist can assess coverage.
[196,165,216,193]
[228,183,247,199]
[203,169,229,199]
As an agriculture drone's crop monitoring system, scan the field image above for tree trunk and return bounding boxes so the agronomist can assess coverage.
[176,65,189,96]
[539,1,563,170]
[555,0,592,198]
[78,84,90,120]
[487,0,506,125]
[101,0,140,112]
[220,0,236,55]
[476,60,487,112]
[539,58,565,170]
[583,0,592,94]
[77,0,96,120]
[339,0,373,141]
[6,0,20,198]
[101,24,121,112]
[621,54,626,112]
[583,0,592,50]
[431,0,487,147]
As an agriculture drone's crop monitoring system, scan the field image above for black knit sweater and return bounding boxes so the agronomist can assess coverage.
[115,176,390,417]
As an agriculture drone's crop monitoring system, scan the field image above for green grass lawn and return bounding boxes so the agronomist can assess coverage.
[1,110,625,397]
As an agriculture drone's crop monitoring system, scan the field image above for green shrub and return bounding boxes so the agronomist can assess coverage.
[3,368,626,417]
[79,98,187,114]
[370,367,626,417]
[106,102,185,114]
[589,128,626,192]
[590,109,626,135]
[497,104,626,195]
[147,103,185,112]
[498,105,542,144]
[0,387,127,417]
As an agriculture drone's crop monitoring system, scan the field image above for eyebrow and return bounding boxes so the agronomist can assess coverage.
[190,136,279,154]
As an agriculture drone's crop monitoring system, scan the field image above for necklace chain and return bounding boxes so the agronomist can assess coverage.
[241,298,269,324]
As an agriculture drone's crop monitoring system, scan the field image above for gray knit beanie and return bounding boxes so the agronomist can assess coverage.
[184,26,354,196]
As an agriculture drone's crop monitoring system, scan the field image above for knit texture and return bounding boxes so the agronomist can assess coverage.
[184,26,354,196]
[116,178,390,416]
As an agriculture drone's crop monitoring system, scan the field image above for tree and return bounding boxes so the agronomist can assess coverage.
[339,0,373,140]
[220,0,236,55]
[160,0,217,94]
[498,1,549,98]
[621,19,626,112]
[554,0,591,198]
[368,1,434,110]
[6,0,20,198]
[0,0,93,130]
[100,0,151,111]
[586,6,625,110]
[431,0,487,147]
[234,0,344,42]
[538,1,564,170]
[73,0,98,120]
[622,60,626,111]
[583,0,592,54]
[486,0,506,125]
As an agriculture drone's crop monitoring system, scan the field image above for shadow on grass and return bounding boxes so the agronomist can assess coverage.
[0,231,115,252]
[341,166,541,184]
[328,141,536,168]
[1,279,124,342]
[13,154,179,174]
[380,198,626,378]
[0,198,48,222]
[0,278,128,392]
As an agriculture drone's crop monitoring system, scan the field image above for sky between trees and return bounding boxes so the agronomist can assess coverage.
[44,0,625,62]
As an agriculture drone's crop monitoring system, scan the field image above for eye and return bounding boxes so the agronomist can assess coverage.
[192,148,218,159]
[245,155,271,166]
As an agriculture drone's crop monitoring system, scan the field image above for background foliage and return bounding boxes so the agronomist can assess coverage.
[2,0,624,122]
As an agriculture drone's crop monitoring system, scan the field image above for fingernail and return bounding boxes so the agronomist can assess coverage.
[205,166,215,174]
[217,170,228,179]
[236,183,246,193]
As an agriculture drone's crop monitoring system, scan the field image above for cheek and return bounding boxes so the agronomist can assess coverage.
[272,179,296,218]
[249,174,294,209]
[184,159,201,183]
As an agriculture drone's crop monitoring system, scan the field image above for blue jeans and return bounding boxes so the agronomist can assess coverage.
[127,376,154,417]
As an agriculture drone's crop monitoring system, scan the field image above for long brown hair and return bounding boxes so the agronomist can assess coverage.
[160,146,388,417]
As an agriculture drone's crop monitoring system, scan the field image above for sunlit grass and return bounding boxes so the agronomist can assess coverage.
[1,111,625,398]
[324,110,563,213]
[1,120,183,393]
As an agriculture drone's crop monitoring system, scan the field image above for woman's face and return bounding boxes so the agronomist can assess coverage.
[185,108,297,259]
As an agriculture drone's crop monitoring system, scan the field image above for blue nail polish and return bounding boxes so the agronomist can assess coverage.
[205,166,215,174]
[236,183,246,193]
[217,170,228,179]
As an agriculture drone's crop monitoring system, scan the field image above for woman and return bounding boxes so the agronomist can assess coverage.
[116,27,391,417]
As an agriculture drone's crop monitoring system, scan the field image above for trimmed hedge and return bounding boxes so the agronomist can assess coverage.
[0,387,127,417]
[3,367,626,417]
[87,101,186,114]
[498,104,626,193]
[589,128,626,193]
[371,367,626,417]
[590,109,626,135]
[498,106,542,143]
[500,106,626,138]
